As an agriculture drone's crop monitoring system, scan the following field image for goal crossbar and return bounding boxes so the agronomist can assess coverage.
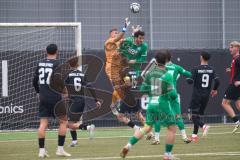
[0,23,81,27]
[0,22,82,56]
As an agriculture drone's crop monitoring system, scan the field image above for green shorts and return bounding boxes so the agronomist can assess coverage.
[170,94,181,115]
[146,97,176,127]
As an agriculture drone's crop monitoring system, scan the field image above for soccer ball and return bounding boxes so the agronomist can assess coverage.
[130,2,140,13]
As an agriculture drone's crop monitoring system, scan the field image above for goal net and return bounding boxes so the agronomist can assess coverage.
[0,23,81,130]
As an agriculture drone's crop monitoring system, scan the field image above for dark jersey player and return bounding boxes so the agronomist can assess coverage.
[64,66,101,147]
[187,51,220,142]
[222,41,240,133]
[33,44,71,158]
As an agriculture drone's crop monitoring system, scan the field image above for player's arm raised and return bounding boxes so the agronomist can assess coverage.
[104,18,130,52]
[113,18,130,43]
[131,25,142,36]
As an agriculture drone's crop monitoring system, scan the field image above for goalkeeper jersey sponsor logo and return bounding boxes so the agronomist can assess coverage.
[0,103,24,114]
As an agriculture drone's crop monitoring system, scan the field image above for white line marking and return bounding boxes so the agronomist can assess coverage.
[3,151,240,159]
[0,124,236,133]
[0,131,239,143]
[63,152,240,160]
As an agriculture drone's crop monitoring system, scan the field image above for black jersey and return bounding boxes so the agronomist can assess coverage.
[65,69,86,101]
[230,55,240,84]
[188,65,219,95]
[33,59,61,102]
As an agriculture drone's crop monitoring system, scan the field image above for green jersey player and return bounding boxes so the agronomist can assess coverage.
[141,65,177,127]
[118,29,154,140]
[153,51,192,144]
[118,30,148,76]
[120,51,178,160]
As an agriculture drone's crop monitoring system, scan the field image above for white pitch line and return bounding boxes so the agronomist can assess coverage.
[0,131,239,143]
[64,152,240,160]
[0,136,130,143]
[0,124,235,134]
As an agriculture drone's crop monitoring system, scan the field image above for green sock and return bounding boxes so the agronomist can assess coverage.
[176,117,184,130]
[165,144,174,153]
[129,136,139,145]
[154,121,161,132]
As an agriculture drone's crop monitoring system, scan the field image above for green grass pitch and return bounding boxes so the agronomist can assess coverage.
[0,124,239,160]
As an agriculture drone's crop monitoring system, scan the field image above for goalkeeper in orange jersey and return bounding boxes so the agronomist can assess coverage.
[104,18,129,104]
[104,18,130,105]
[104,18,142,131]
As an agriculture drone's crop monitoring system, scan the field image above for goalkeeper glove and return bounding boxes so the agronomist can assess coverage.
[132,25,142,36]
[122,17,130,32]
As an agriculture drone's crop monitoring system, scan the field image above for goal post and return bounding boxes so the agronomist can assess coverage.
[0,22,81,131]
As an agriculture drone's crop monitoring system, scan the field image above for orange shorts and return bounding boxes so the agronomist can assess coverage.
[105,63,125,103]
[105,63,123,81]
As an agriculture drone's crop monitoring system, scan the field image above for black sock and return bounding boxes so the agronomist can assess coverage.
[127,120,135,128]
[193,124,199,135]
[79,124,87,130]
[199,121,204,128]
[58,135,66,146]
[192,115,200,131]
[70,130,77,141]
[232,116,239,123]
[39,138,45,148]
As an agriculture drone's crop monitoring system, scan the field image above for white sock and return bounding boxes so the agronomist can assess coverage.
[133,125,140,131]
[126,143,132,149]
[235,120,240,124]
[87,125,91,131]
[154,132,160,141]
[72,140,77,144]
[39,148,45,153]
[192,134,197,138]
[57,146,63,151]
[164,152,172,156]
[181,129,187,139]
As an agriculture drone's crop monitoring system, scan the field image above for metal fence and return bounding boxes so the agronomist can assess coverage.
[0,0,239,49]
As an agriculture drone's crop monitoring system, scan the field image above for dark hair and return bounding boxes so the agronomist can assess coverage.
[109,28,118,34]
[46,44,58,55]
[164,50,171,61]
[134,30,145,38]
[201,51,211,61]
[155,50,167,65]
